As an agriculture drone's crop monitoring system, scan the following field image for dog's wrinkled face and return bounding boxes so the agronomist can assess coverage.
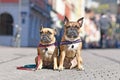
[40,27,56,43]
[64,16,84,40]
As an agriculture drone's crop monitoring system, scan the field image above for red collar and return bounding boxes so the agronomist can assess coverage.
[38,42,57,47]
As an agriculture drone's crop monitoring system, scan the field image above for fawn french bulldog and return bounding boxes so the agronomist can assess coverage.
[59,16,84,71]
[35,26,58,70]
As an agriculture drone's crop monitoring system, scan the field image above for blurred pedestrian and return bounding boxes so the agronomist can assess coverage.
[99,12,112,48]
[84,7,100,48]
[116,4,120,27]
[115,4,120,48]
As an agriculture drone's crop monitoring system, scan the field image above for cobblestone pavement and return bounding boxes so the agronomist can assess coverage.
[0,47,120,80]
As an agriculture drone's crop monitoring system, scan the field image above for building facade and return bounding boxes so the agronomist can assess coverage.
[0,0,85,47]
[0,0,52,47]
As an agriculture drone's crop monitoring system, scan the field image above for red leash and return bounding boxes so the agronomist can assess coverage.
[17,66,34,71]
[17,55,41,71]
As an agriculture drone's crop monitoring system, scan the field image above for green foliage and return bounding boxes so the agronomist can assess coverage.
[93,4,109,13]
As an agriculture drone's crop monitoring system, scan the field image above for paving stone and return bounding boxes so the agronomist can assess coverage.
[0,47,120,80]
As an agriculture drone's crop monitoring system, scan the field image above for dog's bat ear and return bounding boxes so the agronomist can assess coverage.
[40,24,43,31]
[77,17,84,27]
[64,16,69,25]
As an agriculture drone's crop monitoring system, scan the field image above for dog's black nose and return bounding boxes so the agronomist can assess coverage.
[71,45,74,48]
[45,48,48,51]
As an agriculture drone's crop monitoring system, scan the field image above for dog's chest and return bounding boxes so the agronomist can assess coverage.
[65,43,79,58]
[66,43,80,51]
[41,46,55,58]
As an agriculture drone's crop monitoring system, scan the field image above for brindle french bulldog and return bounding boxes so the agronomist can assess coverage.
[59,16,84,71]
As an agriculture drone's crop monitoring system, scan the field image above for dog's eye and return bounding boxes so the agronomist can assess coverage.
[75,26,80,29]
[66,26,70,29]
[47,31,52,35]
[40,31,43,34]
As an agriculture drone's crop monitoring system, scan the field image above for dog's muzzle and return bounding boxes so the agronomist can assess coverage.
[41,34,51,43]
[66,28,78,38]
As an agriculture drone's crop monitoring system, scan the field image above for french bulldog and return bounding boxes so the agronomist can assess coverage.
[59,16,84,70]
[35,27,58,70]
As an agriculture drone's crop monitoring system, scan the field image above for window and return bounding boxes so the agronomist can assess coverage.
[0,13,13,35]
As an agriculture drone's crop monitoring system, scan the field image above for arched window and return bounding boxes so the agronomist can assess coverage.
[0,13,13,35]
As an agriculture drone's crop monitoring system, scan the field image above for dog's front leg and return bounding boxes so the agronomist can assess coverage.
[35,56,43,70]
[76,50,84,70]
[38,58,43,70]
[53,55,58,70]
[59,51,65,71]
[53,47,58,70]
[35,48,43,70]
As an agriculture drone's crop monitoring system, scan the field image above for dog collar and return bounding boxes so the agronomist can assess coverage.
[60,39,82,45]
[39,42,57,47]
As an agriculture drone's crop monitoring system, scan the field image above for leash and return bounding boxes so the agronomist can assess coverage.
[16,55,41,71]
[17,55,40,71]
[17,66,35,71]
[17,55,41,71]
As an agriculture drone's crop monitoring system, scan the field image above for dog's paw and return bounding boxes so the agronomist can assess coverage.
[58,66,64,71]
[77,65,84,71]
[53,66,58,70]
[36,67,42,70]
[36,65,42,70]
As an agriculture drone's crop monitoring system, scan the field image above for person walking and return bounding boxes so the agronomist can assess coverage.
[99,12,112,48]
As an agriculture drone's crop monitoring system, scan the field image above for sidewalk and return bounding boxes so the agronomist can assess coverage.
[0,47,120,80]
